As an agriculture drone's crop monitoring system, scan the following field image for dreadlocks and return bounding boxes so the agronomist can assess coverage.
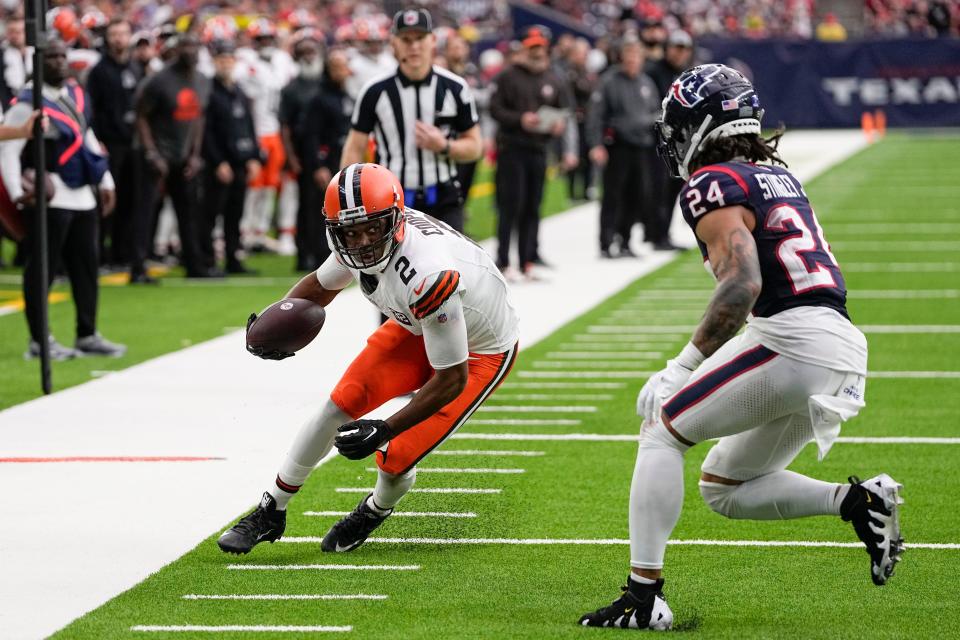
[691,128,787,172]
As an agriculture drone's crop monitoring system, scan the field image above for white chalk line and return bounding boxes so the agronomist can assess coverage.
[432,449,546,457]
[545,351,664,359]
[452,433,960,444]
[587,324,960,334]
[476,405,597,413]
[304,511,477,518]
[365,467,525,474]
[227,564,420,571]
[182,594,387,601]
[468,418,582,425]
[336,487,501,494]
[498,381,627,389]
[845,263,958,272]
[517,370,960,380]
[831,241,960,251]
[491,393,615,401]
[131,625,352,633]
[532,361,655,369]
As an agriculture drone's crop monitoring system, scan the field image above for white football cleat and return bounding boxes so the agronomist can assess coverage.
[841,473,904,586]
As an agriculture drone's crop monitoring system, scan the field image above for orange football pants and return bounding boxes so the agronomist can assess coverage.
[250,133,286,189]
[330,320,517,475]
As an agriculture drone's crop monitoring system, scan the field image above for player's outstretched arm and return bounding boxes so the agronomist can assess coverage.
[693,205,762,358]
[285,273,341,307]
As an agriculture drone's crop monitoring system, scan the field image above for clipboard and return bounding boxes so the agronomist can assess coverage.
[534,105,569,133]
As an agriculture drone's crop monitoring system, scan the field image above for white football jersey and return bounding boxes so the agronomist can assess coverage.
[233,48,295,136]
[316,209,520,357]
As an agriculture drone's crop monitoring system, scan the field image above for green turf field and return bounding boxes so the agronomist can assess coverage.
[47,133,960,638]
[0,165,569,410]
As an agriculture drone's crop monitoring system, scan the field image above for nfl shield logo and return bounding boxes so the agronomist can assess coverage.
[437,313,448,323]
[404,11,419,25]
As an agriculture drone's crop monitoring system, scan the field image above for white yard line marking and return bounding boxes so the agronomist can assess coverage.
[492,394,615,401]
[305,511,476,518]
[831,241,960,251]
[848,289,960,299]
[336,487,501,494]
[432,449,545,457]
[279,537,959,550]
[573,333,685,342]
[227,564,419,571]
[182,594,387,601]
[827,222,960,234]
[860,325,960,333]
[476,405,597,413]
[533,361,655,369]
[365,467,524,474]
[452,433,960,444]
[846,262,959,272]
[518,371,654,379]
[870,371,960,379]
[468,418,582,425]
[558,342,673,350]
[131,625,352,633]
[499,381,627,389]
[587,325,695,333]
[545,352,663,359]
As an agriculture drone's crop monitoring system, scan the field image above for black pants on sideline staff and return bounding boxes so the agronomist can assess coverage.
[200,165,247,270]
[599,144,656,252]
[456,161,477,207]
[295,170,329,271]
[568,122,593,200]
[409,181,465,233]
[131,154,204,278]
[101,142,135,266]
[495,146,546,269]
[23,207,99,343]
[647,152,681,246]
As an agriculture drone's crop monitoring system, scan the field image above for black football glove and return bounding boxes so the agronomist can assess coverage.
[245,312,295,360]
[335,420,393,460]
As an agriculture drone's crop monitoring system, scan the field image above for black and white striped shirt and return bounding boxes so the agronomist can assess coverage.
[351,65,479,190]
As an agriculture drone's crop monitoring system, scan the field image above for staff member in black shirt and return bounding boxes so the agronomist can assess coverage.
[201,40,262,275]
[490,25,577,277]
[132,33,213,283]
[87,18,142,267]
[300,48,352,271]
[587,35,662,256]
[340,8,482,232]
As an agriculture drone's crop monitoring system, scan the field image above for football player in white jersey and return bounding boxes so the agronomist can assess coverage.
[219,163,519,555]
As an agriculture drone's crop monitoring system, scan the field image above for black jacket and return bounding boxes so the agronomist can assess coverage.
[490,62,574,152]
[86,53,142,146]
[586,67,661,148]
[303,75,352,172]
[202,77,259,168]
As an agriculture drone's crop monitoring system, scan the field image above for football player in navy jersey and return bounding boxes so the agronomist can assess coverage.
[579,64,903,630]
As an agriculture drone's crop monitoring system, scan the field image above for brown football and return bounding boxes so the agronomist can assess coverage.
[246,298,326,354]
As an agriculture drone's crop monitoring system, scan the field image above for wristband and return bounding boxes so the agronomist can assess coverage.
[674,341,705,371]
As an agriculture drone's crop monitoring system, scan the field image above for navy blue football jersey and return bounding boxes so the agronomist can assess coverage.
[679,161,848,319]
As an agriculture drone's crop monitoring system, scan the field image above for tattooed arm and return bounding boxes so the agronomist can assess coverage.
[692,205,763,358]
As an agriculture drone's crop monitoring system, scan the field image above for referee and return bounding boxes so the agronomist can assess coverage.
[340,8,482,232]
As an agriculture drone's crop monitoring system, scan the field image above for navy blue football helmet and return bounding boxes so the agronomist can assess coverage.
[655,63,765,179]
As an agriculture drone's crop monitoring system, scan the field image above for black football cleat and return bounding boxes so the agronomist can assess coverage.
[579,578,673,630]
[841,473,904,586]
[217,492,286,555]
[321,493,391,553]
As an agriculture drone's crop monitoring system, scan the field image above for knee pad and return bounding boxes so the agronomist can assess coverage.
[699,480,737,518]
[330,383,368,419]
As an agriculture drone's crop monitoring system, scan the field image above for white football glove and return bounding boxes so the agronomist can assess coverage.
[636,342,705,423]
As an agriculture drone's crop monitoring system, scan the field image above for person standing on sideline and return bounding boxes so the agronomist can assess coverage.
[0,17,32,109]
[441,31,482,206]
[586,35,661,258]
[0,39,125,359]
[489,25,578,279]
[340,8,483,232]
[86,18,142,268]
[645,30,694,251]
[131,33,213,283]
[299,48,353,271]
[201,40,262,275]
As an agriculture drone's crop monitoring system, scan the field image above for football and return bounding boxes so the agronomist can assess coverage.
[246,298,326,354]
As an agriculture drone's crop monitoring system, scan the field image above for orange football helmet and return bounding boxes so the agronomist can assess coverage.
[323,164,405,271]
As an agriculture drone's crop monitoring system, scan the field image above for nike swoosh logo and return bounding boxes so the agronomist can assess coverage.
[688,173,710,187]
[335,542,357,552]
[413,279,427,295]
[256,531,274,541]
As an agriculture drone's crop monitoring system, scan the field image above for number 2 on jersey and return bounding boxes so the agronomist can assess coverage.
[764,204,840,294]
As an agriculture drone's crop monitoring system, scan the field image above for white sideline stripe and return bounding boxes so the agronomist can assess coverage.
[519,371,655,379]
[305,511,477,518]
[131,625,352,633]
[831,240,960,251]
[870,371,960,379]
[452,433,960,444]
[846,262,958,272]
[476,405,597,413]
[499,381,627,389]
[492,394,615,401]
[182,594,388,601]
[545,351,663,359]
[365,467,525,474]
[432,449,546,457]
[227,564,420,571]
[848,289,960,299]
[533,361,655,369]
[280,537,960,550]
[587,325,960,335]
[336,487,501,494]
[468,418,582,425]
